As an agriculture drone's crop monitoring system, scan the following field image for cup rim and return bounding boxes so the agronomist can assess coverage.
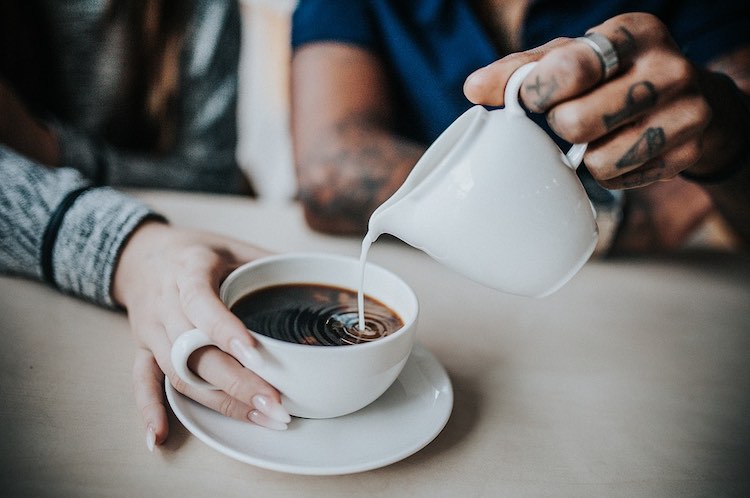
[219,252,418,351]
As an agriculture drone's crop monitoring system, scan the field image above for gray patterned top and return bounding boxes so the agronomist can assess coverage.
[0,0,245,306]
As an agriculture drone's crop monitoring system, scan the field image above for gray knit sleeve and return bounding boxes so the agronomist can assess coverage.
[0,145,162,307]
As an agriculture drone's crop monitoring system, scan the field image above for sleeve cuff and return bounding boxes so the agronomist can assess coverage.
[52,187,165,307]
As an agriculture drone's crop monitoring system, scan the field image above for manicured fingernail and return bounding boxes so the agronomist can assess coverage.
[249,410,288,431]
[252,394,291,424]
[146,425,156,453]
[230,339,264,369]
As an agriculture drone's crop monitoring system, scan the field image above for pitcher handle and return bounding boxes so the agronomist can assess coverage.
[505,62,588,170]
[504,62,537,116]
[565,143,588,169]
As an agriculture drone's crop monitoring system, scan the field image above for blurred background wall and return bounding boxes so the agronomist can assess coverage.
[237,0,297,203]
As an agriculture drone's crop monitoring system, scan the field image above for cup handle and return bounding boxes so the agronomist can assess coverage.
[170,329,221,390]
[505,62,588,170]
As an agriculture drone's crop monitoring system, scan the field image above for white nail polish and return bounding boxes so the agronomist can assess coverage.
[252,394,291,424]
[230,339,264,369]
[146,425,156,453]
[249,410,288,431]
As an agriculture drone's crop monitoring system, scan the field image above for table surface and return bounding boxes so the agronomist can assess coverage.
[2,191,749,497]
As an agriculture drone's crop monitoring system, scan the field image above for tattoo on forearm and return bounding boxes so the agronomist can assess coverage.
[616,127,666,169]
[298,112,423,232]
[524,74,560,109]
[603,81,658,130]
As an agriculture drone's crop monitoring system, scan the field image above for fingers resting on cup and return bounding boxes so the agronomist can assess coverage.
[115,223,288,451]
[172,245,265,371]
[183,340,291,430]
[169,244,290,428]
[464,12,713,188]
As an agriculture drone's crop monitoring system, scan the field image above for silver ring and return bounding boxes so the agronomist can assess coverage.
[576,32,619,81]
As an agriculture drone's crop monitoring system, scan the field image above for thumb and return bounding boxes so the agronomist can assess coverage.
[463,38,568,106]
[133,348,169,451]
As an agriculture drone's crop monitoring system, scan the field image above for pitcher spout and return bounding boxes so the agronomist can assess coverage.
[366,198,416,246]
[365,105,487,245]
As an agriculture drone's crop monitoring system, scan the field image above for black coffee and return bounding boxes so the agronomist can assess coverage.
[230,283,403,346]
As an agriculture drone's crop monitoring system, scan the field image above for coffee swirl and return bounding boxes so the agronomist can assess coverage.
[231,284,402,346]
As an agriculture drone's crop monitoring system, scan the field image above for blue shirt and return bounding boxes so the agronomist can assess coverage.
[293,0,750,145]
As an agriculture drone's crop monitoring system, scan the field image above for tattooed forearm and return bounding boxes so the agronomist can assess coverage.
[524,74,560,109]
[297,112,424,233]
[616,127,666,169]
[603,81,658,129]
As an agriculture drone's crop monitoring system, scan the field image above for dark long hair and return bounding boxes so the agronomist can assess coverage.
[105,0,193,153]
[0,0,192,154]
[0,1,60,115]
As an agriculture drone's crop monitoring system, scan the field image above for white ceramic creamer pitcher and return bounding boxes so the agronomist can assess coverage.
[364,62,598,297]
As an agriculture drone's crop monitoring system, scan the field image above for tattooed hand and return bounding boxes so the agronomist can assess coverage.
[462,12,750,191]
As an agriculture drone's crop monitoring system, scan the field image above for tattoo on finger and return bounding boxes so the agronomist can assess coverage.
[603,81,658,130]
[616,127,666,169]
[524,74,560,110]
[612,26,637,59]
[616,159,667,188]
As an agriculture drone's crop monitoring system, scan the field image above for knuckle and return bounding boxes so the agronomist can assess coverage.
[665,59,697,91]
[139,400,164,420]
[692,97,712,128]
[224,375,246,400]
[661,168,680,181]
[615,12,667,39]
[550,106,587,143]
[132,361,151,386]
[639,12,666,32]
[673,96,711,137]
[549,49,598,87]
[131,350,149,377]
[169,374,189,395]
[546,50,579,77]
[584,150,603,170]
[203,313,228,340]
[178,278,206,311]
[584,145,620,179]
[679,141,704,168]
[175,245,204,264]
[583,153,608,178]
[175,246,220,274]
[218,393,239,418]
[173,248,194,271]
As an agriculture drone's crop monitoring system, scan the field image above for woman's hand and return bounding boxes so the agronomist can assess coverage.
[113,221,291,451]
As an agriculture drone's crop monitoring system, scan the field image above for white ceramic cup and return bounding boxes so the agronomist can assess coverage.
[365,62,598,298]
[170,252,418,419]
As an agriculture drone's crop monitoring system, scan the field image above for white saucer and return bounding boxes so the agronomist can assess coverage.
[166,344,453,475]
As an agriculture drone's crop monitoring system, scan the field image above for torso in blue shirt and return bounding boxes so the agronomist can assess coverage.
[293,0,749,145]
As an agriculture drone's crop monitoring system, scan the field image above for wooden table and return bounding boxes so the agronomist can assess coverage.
[2,190,749,497]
